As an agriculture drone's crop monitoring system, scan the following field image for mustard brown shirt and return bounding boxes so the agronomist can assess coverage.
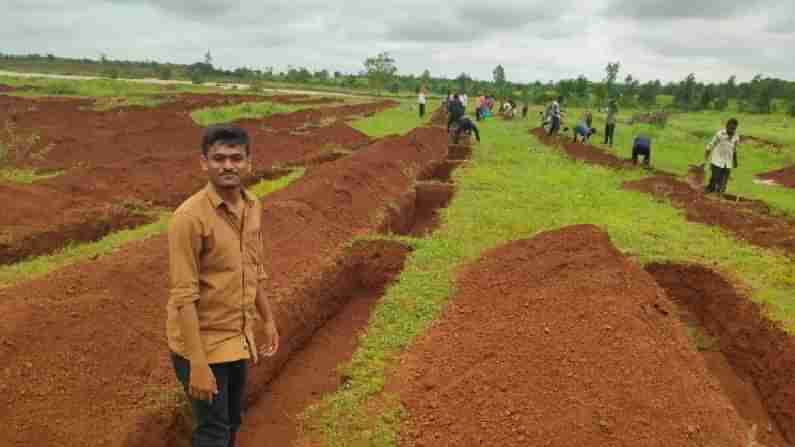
[167,183,267,364]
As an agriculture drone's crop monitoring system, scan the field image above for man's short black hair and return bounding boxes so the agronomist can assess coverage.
[201,125,250,157]
[727,118,739,127]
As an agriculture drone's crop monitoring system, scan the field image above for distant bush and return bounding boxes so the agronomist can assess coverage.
[789,102,795,117]
[42,81,79,95]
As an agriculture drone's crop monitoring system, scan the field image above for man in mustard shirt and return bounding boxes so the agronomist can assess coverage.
[167,125,279,447]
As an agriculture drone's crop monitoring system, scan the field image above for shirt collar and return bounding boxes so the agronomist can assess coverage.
[205,182,255,210]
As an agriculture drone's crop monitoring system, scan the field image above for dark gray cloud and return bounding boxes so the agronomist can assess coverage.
[605,0,777,20]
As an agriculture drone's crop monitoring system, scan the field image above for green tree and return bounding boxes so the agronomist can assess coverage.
[204,50,213,68]
[674,73,698,110]
[456,72,471,94]
[493,64,506,86]
[605,61,621,99]
[364,52,398,94]
[421,69,431,85]
[637,81,658,107]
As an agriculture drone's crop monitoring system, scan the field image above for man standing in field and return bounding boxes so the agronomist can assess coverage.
[704,118,740,195]
[547,96,564,136]
[418,86,427,118]
[604,99,618,146]
[167,125,279,447]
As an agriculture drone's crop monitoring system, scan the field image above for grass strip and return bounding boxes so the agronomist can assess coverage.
[0,168,62,184]
[191,101,309,126]
[350,99,440,137]
[303,114,795,446]
[0,170,304,287]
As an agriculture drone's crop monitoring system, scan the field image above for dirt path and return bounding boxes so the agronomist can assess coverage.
[392,225,752,446]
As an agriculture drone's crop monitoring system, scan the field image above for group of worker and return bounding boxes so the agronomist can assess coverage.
[542,96,740,195]
[418,87,740,197]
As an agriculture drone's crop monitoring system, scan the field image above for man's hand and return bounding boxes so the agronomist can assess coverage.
[258,319,280,359]
[189,363,218,403]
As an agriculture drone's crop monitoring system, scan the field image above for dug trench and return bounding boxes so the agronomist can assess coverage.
[0,95,390,263]
[392,224,795,446]
[529,127,795,257]
[646,263,795,446]
[378,137,469,237]
[0,126,449,447]
[234,239,412,447]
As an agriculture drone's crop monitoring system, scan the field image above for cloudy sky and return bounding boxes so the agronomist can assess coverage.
[3,0,794,83]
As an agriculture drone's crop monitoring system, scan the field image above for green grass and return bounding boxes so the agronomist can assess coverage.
[0,74,211,98]
[302,113,795,446]
[191,101,307,126]
[0,172,304,287]
[350,99,440,137]
[0,167,62,183]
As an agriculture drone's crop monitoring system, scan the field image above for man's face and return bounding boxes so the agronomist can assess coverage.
[201,143,251,189]
[726,122,738,137]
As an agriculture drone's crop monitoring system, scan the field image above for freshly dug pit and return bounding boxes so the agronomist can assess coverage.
[379,181,455,237]
[418,160,466,183]
[758,165,795,189]
[646,263,795,445]
[237,239,411,447]
[393,225,749,446]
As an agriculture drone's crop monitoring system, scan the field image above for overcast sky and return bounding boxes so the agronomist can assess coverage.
[3,0,794,83]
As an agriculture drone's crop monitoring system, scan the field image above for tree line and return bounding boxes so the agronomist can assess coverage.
[1,52,793,115]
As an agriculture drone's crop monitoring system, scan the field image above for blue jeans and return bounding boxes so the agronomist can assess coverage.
[171,353,248,447]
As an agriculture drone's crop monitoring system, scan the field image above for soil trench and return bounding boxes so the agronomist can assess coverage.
[238,240,411,447]
[625,176,795,256]
[417,160,466,184]
[380,181,456,237]
[393,225,753,446]
[646,263,795,445]
[0,202,153,265]
[758,165,795,189]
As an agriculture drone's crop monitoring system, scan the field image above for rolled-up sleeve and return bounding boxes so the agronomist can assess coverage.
[168,212,202,308]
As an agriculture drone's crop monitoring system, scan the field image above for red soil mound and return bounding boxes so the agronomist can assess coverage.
[647,263,795,444]
[758,165,795,188]
[0,126,448,447]
[394,225,747,446]
[625,176,795,256]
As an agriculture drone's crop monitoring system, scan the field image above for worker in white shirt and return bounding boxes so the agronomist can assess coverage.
[704,118,740,194]
[418,86,428,118]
